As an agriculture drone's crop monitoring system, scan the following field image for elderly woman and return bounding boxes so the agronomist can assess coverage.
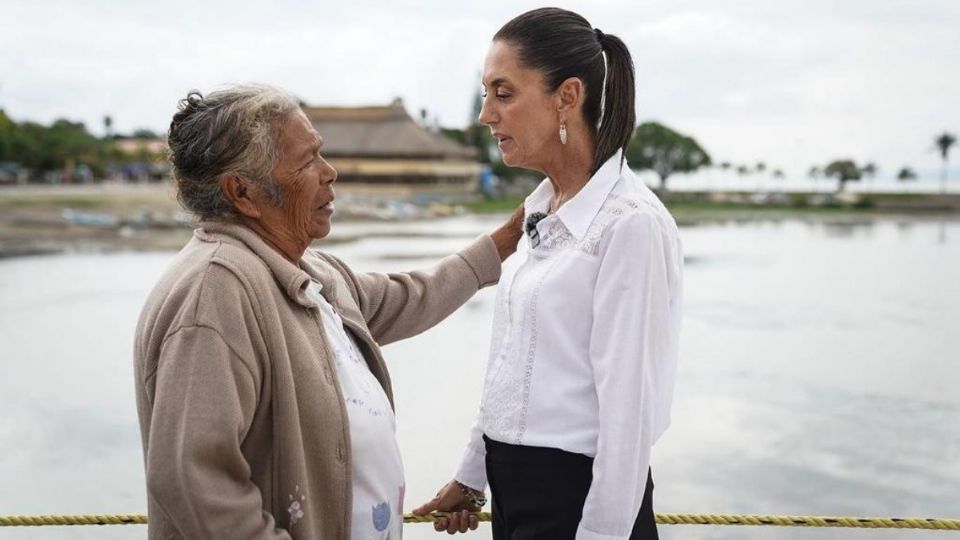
[414,8,684,540]
[133,84,522,539]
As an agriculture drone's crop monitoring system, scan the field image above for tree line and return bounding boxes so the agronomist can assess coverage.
[624,122,956,193]
[2,104,955,193]
[0,110,164,181]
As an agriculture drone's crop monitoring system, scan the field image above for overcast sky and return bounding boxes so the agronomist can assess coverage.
[2,0,958,177]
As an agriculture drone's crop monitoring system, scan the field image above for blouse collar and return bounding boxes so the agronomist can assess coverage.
[524,150,624,240]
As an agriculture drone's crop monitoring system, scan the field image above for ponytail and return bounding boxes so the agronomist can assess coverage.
[593,33,636,172]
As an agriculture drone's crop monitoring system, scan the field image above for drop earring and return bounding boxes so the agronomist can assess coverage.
[559,121,567,145]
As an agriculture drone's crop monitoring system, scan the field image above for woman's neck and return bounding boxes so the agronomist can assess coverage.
[241,217,308,263]
[542,136,595,213]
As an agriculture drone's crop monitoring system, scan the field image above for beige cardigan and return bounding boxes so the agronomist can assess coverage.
[134,222,501,539]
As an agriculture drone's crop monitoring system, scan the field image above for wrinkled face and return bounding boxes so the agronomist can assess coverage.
[256,111,338,242]
[479,40,559,172]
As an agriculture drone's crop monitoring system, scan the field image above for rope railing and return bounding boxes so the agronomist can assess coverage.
[1,512,958,530]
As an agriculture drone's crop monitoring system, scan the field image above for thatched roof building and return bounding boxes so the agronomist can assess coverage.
[303,98,480,187]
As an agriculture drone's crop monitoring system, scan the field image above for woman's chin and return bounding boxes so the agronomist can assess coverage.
[308,218,332,240]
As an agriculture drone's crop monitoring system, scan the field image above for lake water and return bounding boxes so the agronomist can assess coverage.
[0,214,957,540]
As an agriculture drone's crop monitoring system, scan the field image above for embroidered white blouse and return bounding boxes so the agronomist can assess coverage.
[304,281,405,540]
[454,151,683,540]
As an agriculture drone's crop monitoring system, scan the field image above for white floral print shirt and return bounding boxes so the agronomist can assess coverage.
[305,282,405,540]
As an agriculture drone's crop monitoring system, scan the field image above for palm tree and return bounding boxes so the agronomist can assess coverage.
[935,132,956,193]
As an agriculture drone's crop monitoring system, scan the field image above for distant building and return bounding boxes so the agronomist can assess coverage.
[303,98,480,188]
[109,137,170,182]
[112,136,168,157]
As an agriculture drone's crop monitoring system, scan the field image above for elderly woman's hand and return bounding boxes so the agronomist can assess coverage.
[412,480,482,534]
[490,203,525,262]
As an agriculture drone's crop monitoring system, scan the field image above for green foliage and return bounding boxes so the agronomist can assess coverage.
[852,196,875,209]
[934,132,956,160]
[897,166,917,181]
[132,128,159,139]
[823,159,862,191]
[0,109,17,161]
[40,119,102,171]
[12,122,46,169]
[0,111,170,180]
[626,122,711,189]
[0,115,102,174]
[440,127,467,145]
[466,195,526,213]
[934,132,956,191]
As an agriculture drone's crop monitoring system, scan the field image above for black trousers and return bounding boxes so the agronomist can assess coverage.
[485,435,658,540]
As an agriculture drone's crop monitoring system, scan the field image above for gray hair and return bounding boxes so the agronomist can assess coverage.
[166,84,301,221]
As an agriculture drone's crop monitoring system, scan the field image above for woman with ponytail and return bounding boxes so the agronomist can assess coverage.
[414,8,683,540]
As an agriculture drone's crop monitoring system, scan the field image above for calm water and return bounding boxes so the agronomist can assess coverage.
[0,215,957,540]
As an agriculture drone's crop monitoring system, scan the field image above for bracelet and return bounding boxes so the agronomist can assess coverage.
[454,480,487,508]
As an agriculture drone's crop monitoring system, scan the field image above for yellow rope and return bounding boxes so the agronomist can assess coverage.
[405,512,495,523]
[654,513,960,530]
[1,512,958,530]
[0,514,147,526]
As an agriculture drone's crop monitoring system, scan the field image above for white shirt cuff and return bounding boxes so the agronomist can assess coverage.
[453,445,487,492]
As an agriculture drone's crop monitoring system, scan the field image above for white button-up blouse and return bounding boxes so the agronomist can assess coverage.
[455,151,683,540]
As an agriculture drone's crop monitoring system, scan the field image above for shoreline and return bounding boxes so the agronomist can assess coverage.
[1,184,958,259]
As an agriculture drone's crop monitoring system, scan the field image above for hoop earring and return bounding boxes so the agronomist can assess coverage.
[559,121,567,145]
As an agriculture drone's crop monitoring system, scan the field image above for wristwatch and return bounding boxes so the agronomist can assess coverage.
[454,480,487,508]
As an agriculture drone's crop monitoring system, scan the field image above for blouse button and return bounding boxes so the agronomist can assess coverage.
[323,368,333,384]
[336,445,345,462]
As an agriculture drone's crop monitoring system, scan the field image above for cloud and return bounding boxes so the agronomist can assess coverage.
[1,0,957,176]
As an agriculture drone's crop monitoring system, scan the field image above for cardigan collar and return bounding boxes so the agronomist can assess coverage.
[197,221,340,309]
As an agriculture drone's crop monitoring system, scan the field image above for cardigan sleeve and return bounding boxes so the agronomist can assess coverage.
[337,234,501,346]
[144,324,292,540]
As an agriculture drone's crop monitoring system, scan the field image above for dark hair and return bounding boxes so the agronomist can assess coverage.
[494,8,635,172]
